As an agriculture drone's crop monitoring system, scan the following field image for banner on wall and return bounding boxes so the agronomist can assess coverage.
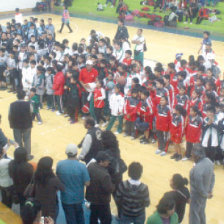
[0,0,39,12]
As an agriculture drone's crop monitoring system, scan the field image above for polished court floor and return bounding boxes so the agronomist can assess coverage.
[0,14,224,223]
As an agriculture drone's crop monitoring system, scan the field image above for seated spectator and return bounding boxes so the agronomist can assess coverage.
[146,192,178,224]
[116,162,150,224]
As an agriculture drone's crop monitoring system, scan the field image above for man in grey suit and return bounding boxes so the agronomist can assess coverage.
[189,144,215,224]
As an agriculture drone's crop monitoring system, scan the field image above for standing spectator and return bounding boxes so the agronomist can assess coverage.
[146,193,178,224]
[116,162,150,224]
[0,146,13,208]
[8,90,33,160]
[114,19,129,41]
[189,144,215,224]
[34,157,64,222]
[59,6,73,33]
[86,151,115,224]
[45,18,55,37]
[53,62,65,115]
[132,29,145,66]
[56,144,90,224]
[8,147,33,212]
[78,117,103,164]
[168,174,190,223]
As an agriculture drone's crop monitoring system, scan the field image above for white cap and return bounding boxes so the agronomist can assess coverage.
[86,60,93,65]
[65,144,78,156]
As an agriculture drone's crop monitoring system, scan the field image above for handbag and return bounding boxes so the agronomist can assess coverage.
[24,175,35,198]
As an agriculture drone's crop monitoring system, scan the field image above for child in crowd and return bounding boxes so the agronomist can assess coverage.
[184,106,203,160]
[30,88,42,125]
[45,67,55,110]
[170,105,186,161]
[94,80,107,127]
[124,88,139,139]
[155,96,171,156]
[106,84,124,134]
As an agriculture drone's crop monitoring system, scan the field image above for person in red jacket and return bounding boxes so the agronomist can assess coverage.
[94,80,107,127]
[155,96,171,156]
[53,62,65,115]
[124,88,140,139]
[183,106,203,161]
[170,105,186,161]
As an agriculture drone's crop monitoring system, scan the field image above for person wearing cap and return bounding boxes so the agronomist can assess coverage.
[56,144,90,224]
[86,151,115,224]
[78,117,103,163]
[189,144,215,224]
[79,60,98,118]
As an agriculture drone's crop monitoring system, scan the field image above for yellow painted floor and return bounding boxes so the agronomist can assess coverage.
[0,14,224,223]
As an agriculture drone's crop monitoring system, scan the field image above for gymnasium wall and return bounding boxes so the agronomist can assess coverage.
[0,0,39,12]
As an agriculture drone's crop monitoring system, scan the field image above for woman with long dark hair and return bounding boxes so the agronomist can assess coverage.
[8,147,33,212]
[34,156,64,221]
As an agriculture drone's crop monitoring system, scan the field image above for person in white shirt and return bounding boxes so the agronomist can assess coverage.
[0,147,13,208]
[113,41,125,63]
[14,8,23,24]
[132,29,145,65]
[106,84,125,134]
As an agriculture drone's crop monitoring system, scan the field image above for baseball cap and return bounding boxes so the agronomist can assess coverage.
[86,60,93,65]
[66,144,78,156]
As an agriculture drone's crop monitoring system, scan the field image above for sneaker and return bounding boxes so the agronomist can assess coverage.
[170,153,178,159]
[51,108,55,112]
[182,156,189,161]
[151,138,156,144]
[95,124,99,128]
[155,149,161,154]
[184,21,187,24]
[81,116,86,120]
[64,114,69,117]
[101,121,108,127]
[123,133,128,137]
[160,151,167,156]
[114,131,120,135]
[175,154,182,161]
[38,122,42,125]
[70,120,76,124]
[131,136,136,140]
[56,111,62,116]
[47,107,51,110]
[142,139,150,144]
[190,22,192,24]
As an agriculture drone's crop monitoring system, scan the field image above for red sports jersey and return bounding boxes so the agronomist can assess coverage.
[155,104,171,132]
[94,87,105,108]
[170,113,184,144]
[124,97,140,122]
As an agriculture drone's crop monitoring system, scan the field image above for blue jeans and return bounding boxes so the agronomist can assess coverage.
[120,212,145,224]
[62,202,85,224]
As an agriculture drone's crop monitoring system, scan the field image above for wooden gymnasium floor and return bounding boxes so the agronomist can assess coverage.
[0,14,224,224]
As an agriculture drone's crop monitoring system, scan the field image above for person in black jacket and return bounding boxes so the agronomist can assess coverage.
[86,151,115,224]
[8,90,33,160]
[78,117,103,164]
[114,19,129,42]
[116,162,150,224]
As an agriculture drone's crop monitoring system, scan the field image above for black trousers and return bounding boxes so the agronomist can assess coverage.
[157,130,168,151]
[1,186,13,208]
[125,121,135,136]
[186,142,193,158]
[32,112,42,122]
[204,147,216,162]
[67,97,79,121]
[94,108,106,124]
[59,22,72,32]
[90,204,112,224]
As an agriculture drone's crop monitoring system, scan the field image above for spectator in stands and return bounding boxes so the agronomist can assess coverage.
[86,151,115,224]
[34,157,64,221]
[146,192,178,224]
[116,162,150,224]
[8,147,33,213]
[21,198,54,224]
[56,144,90,224]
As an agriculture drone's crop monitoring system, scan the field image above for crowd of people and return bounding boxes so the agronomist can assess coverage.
[0,7,219,224]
